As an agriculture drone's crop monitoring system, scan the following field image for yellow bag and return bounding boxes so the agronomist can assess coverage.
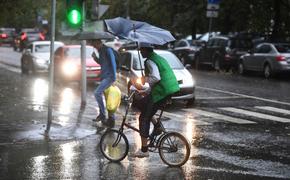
[104,85,121,113]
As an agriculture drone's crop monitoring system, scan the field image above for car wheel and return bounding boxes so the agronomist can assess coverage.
[213,57,220,71]
[264,64,272,79]
[238,61,245,75]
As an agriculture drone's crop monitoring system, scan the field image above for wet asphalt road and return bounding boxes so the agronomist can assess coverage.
[0,47,290,179]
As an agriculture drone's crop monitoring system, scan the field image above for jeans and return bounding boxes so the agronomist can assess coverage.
[94,77,115,120]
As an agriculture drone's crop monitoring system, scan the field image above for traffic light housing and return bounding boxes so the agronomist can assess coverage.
[66,0,83,28]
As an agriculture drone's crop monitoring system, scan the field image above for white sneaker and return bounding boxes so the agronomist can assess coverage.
[132,149,149,158]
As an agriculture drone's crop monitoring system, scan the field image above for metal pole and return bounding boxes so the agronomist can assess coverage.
[126,0,130,19]
[80,0,87,106]
[208,17,213,40]
[46,0,56,134]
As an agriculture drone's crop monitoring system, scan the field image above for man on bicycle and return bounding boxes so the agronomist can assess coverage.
[132,42,180,158]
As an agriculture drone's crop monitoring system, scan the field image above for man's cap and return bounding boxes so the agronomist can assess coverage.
[138,42,154,48]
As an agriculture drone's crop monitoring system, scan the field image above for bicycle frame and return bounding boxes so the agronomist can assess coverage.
[113,90,167,148]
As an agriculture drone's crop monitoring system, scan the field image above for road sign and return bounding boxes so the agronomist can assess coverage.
[206,10,218,18]
[208,0,221,4]
[207,4,219,10]
[92,4,109,19]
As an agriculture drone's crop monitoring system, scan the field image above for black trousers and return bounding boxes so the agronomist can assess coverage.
[135,94,169,138]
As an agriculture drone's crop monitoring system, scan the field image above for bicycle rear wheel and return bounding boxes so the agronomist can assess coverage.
[158,132,190,167]
[99,129,129,162]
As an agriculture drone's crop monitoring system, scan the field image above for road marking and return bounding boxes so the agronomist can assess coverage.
[0,63,20,73]
[197,96,242,100]
[185,109,256,124]
[220,107,290,123]
[255,106,290,115]
[197,86,290,106]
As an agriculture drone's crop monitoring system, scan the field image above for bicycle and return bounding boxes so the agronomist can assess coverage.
[99,88,191,167]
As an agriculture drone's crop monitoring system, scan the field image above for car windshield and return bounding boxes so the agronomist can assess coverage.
[65,46,94,59]
[274,44,290,53]
[26,32,40,37]
[132,51,184,70]
[35,44,63,53]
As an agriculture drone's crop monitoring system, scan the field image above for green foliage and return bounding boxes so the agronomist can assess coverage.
[1,0,290,40]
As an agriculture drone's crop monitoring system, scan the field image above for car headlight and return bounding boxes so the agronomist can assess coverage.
[62,61,79,76]
[182,76,195,86]
[34,58,47,65]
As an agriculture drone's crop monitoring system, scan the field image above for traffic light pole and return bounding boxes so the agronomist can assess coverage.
[46,0,56,134]
[80,0,87,106]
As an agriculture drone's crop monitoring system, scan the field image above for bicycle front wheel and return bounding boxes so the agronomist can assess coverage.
[99,129,129,162]
[158,132,190,167]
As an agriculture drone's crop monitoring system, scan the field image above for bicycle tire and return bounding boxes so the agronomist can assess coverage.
[99,129,129,162]
[158,132,190,167]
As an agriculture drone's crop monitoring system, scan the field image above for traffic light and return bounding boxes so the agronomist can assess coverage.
[66,0,83,27]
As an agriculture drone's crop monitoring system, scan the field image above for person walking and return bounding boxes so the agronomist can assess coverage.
[90,39,117,127]
[132,43,180,158]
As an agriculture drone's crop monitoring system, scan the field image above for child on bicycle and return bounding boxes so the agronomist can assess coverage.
[132,43,180,158]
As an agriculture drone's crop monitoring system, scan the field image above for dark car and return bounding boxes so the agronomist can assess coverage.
[171,39,199,66]
[239,42,290,78]
[194,35,253,71]
[13,29,45,51]
[0,28,16,46]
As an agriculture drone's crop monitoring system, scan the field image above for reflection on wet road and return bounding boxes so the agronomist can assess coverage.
[0,52,290,179]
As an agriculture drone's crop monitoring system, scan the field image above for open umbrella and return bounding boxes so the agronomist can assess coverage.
[104,17,175,45]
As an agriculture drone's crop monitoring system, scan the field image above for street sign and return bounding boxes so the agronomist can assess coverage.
[207,4,219,10]
[206,10,218,18]
[98,5,109,18]
[92,4,109,19]
[207,0,220,18]
[208,0,221,4]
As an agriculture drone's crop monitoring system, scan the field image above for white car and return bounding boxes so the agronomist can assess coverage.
[21,41,64,74]
[116,49,196,105]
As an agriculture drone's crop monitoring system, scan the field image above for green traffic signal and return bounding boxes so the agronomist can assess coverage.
[67,9,82,26]
[66,0,83,27]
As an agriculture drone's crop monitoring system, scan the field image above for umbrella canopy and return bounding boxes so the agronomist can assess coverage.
[104,17,175,45]
[77,31,115,40]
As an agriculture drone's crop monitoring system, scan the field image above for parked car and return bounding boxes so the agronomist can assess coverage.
[116,49,196,105]
[13,29,46,51]
[0,28,16,46]
[194,35,253,71]
[20,41,64,74]
[239,42,290,78]
[54,45,101,84]
[171,39,200,66]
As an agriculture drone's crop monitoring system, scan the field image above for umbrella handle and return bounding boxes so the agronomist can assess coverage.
[136,42,145,77]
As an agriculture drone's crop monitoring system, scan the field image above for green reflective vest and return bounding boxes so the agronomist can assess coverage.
[145,52,180,103]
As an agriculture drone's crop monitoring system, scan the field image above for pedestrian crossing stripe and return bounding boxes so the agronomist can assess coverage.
[162,111,211,125]
[185,109,256,124]
[220,107,290,123]
[255,106,290,116]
